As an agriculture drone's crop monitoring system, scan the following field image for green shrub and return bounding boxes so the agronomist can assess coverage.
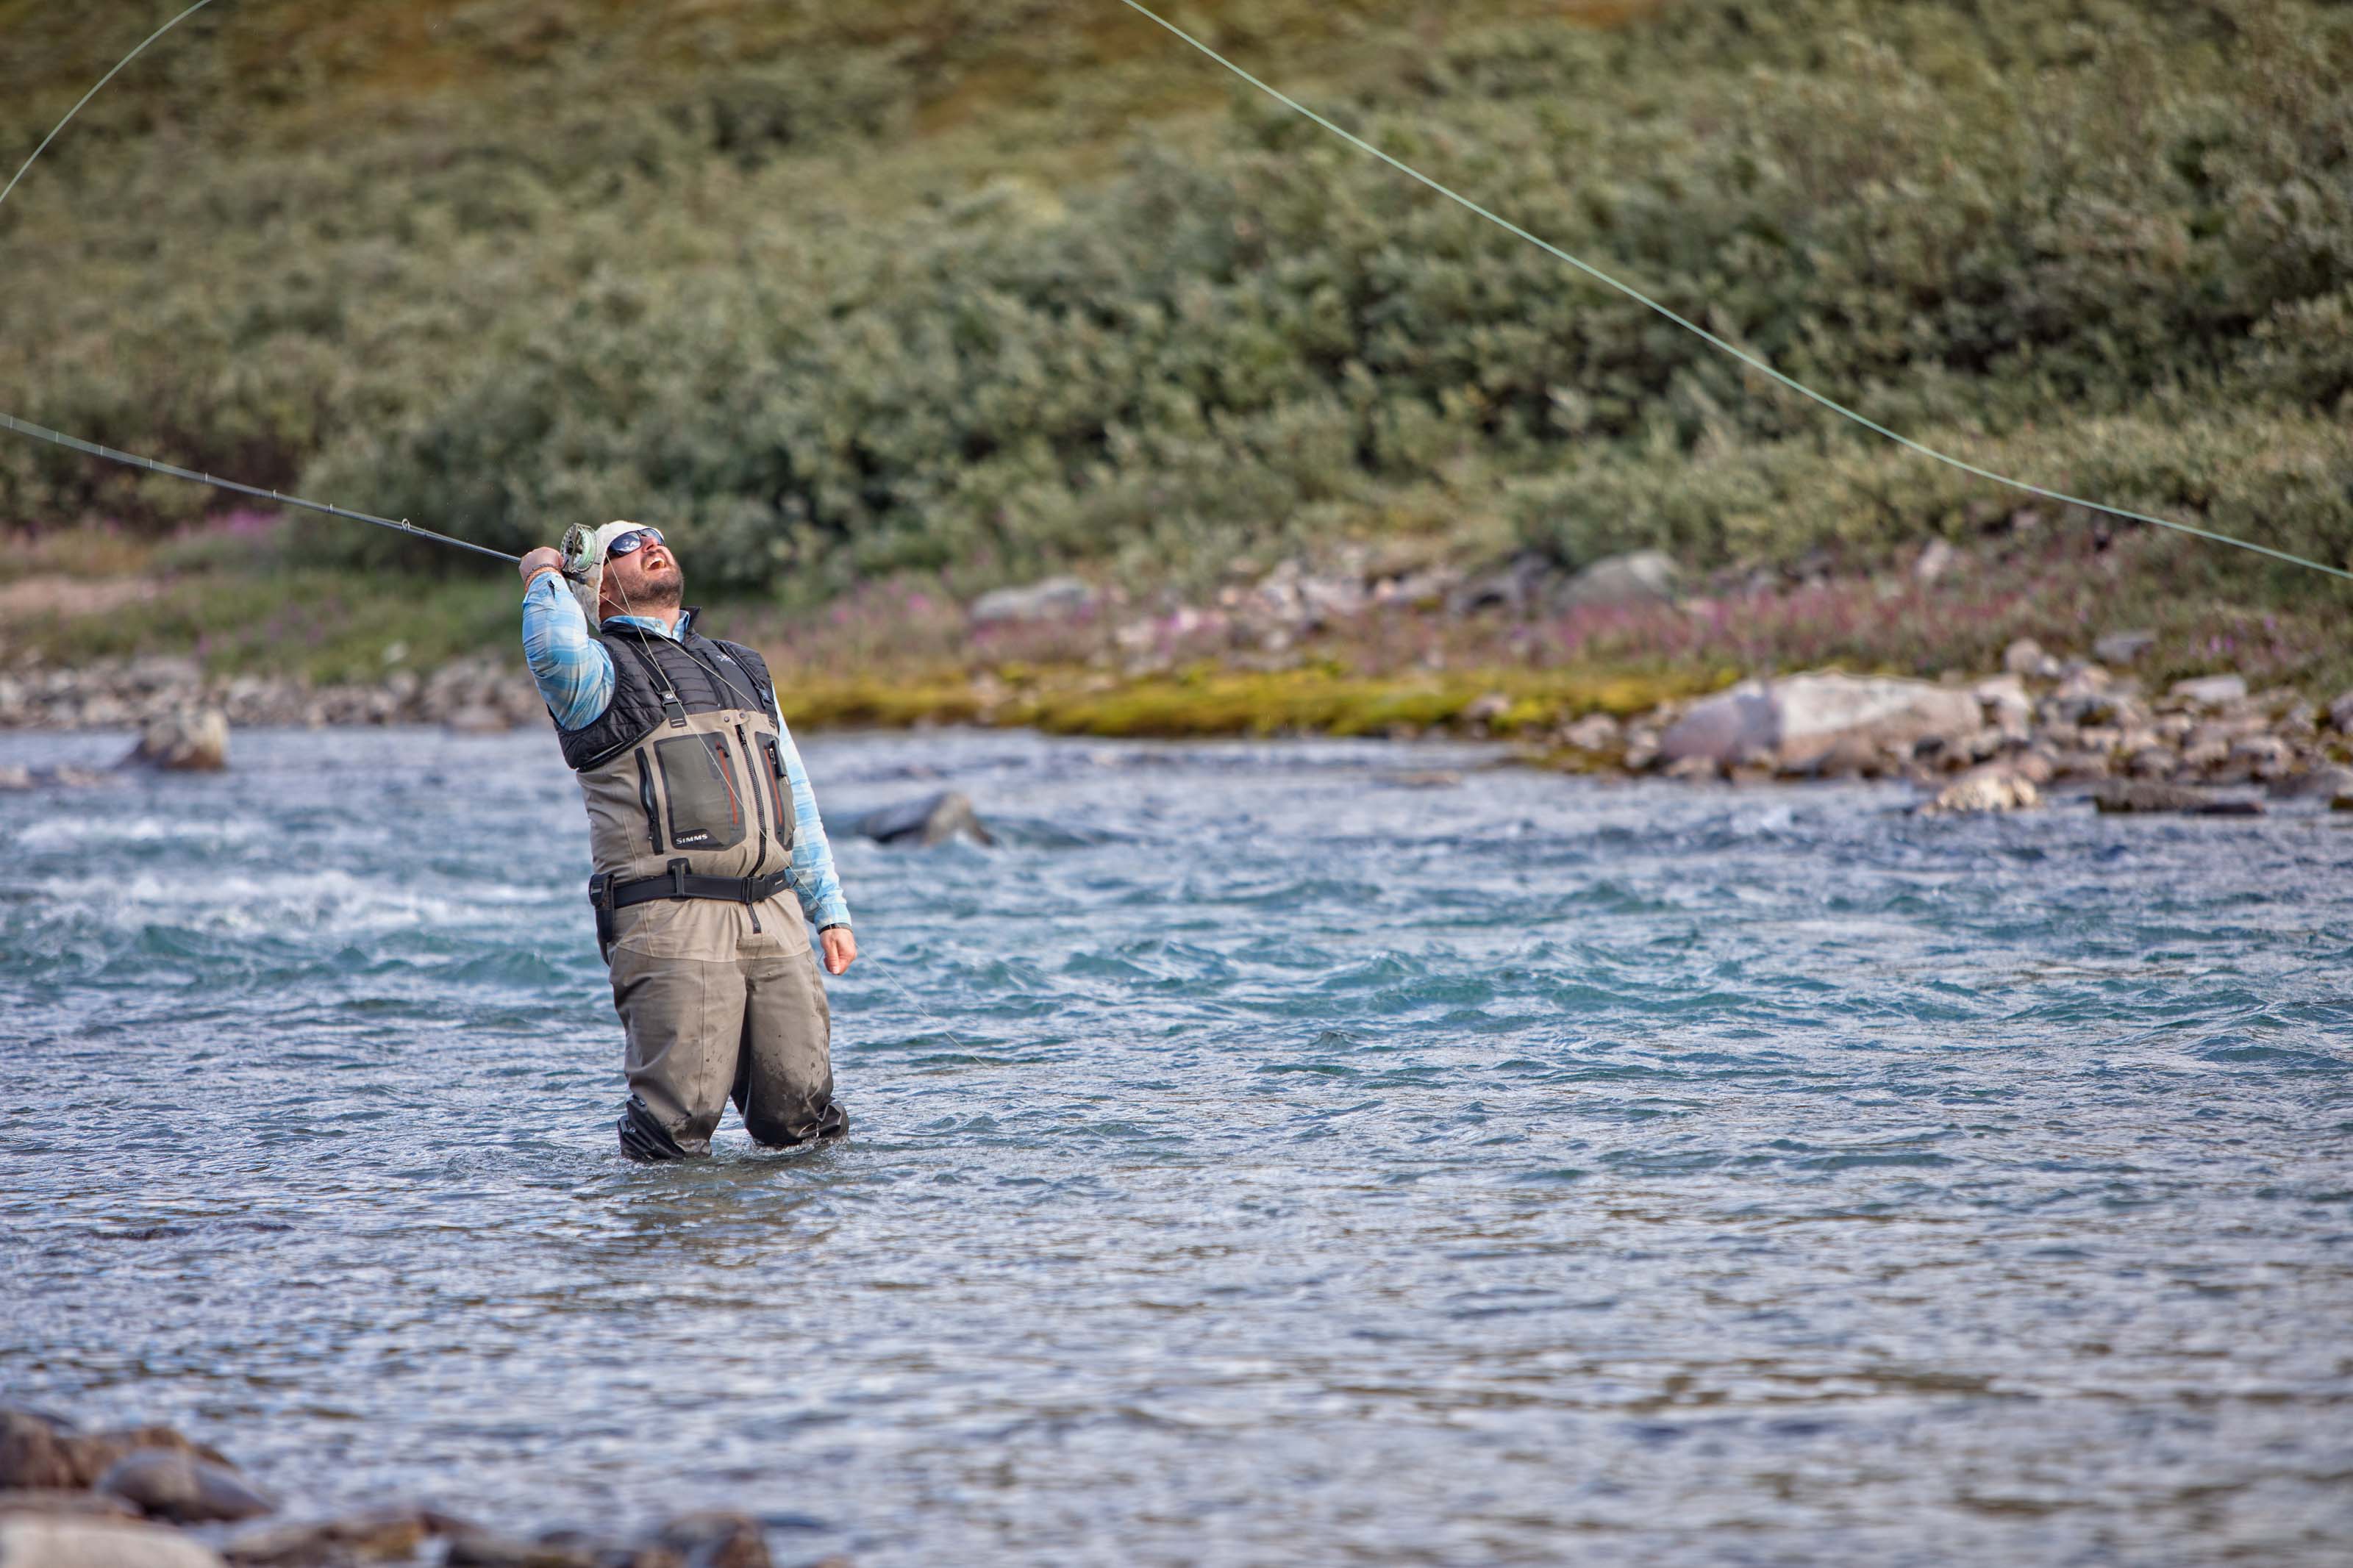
[1510,404,2353,586]
[3,0,2348,604]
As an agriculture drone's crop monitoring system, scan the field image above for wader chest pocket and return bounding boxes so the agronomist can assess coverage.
[654,734,747,851]
[755,734,798,845]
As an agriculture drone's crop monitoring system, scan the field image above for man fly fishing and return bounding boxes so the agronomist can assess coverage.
[517,524,855,1161]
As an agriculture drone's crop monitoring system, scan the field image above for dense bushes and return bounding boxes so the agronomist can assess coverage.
[4,0,2349,599]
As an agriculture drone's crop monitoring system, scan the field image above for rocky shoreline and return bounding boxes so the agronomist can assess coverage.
[0,1405,804,1568]
[0,656,543,737]
[4,635,2350,815]
[1530,640,2353,814]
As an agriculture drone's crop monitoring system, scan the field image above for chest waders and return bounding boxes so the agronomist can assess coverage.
[554,620,846,1160]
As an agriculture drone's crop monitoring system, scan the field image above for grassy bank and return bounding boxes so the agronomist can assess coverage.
[7,516,2348,745]
[778,663,1712,738]
[4,0,2349,612]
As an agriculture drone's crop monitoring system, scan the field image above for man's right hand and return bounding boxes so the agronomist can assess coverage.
[518,546,565,589]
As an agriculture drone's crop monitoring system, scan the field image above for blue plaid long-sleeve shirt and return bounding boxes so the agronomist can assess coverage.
[521,573,851,931]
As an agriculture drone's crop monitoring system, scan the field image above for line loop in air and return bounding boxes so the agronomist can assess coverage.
[0,0,516,565]
[0,412,518,564]
[1108,0,2353,584]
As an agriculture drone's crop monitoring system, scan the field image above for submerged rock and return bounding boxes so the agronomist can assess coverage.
[2093,781,2264,815]
[854,790,993,847]
[96,1452,273,1526]
[0,1516,226,1568]
[123,709,229,772]
[1921,769,2041,815]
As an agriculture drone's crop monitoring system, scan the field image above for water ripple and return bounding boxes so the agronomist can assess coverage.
[1,726,2349,1567]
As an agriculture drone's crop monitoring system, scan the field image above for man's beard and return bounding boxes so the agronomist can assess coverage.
[632,564,685,609]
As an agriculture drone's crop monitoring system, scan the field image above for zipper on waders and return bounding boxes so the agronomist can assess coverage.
[707,730,760,934]
[736,721,771,934]
[635,751,663,854]
[735,723,770,876]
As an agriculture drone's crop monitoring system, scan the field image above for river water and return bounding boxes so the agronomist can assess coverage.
[1,725,2348,1566]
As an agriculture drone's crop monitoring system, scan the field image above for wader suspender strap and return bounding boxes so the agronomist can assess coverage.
[618,635,690,728]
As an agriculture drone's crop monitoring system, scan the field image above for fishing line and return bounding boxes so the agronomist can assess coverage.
[871,947,979,1053]
[0,411,518,564]
[0,0,214,211]
[0,2,515,567]
[1108,0,2353,584]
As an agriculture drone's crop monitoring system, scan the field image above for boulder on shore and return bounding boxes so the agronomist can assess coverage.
[2168,674,2248,709]
[1660,674,1979,770]
[221,1508,434,1566]
[654,1510,772,1568]
[854,790,993,848]
[1556,550,1680,609]
[122,709,229,772]
[96,1452,273,1526]
[2003,638,2062,679]
[0,1516,225,1568]
[441,1530,599,1568]
[0,1415,224,1495]
[968,577,1094,626]
[0,1494,135,1522]
[2093,629,2157,666]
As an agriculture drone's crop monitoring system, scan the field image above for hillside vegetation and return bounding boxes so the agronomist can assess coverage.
[3,0,2349,615]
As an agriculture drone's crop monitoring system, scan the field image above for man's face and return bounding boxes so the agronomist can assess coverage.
[602,529,684,614]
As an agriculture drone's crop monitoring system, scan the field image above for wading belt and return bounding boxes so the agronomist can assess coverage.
[588,860,796,960]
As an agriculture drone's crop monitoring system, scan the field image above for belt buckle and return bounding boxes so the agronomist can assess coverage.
[666,858,691,899]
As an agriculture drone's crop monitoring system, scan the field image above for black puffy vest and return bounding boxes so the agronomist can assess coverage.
[555,617,781,773]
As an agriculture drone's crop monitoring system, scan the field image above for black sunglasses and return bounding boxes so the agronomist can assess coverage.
[604,527,665,561]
